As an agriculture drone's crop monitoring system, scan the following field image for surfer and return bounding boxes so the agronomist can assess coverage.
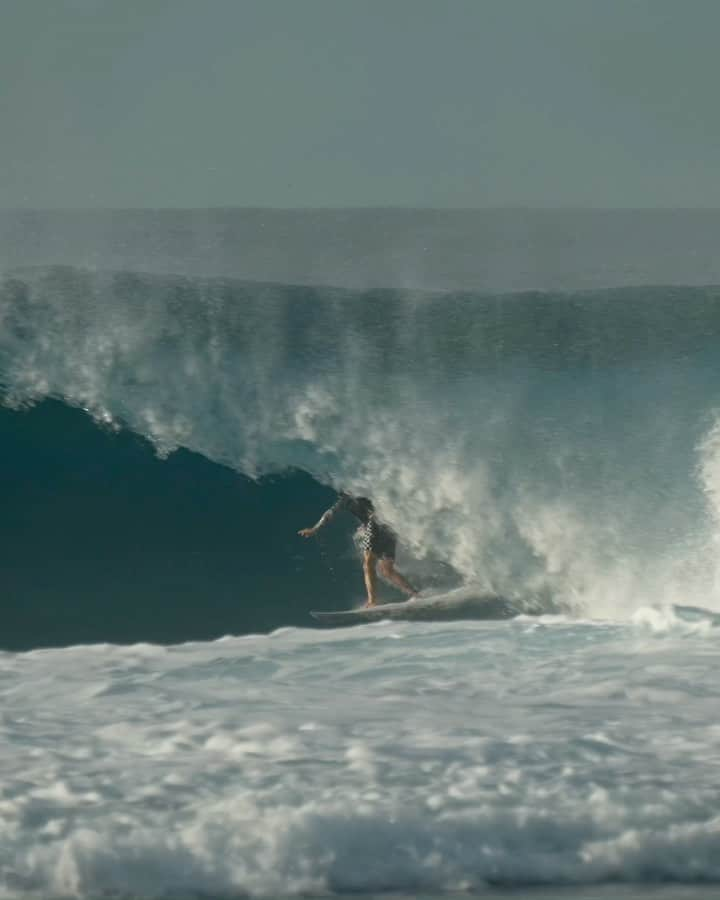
[299,493,418,607]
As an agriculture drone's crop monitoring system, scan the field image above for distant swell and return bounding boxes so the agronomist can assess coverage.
[3,265,720,647]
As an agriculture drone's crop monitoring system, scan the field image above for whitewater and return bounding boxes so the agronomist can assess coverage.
[0,611,718,897]
[2,208,720,897]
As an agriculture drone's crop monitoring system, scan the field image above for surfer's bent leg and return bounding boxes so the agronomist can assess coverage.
[378,557,417,598]
[368,521,418,599]
[363,550,378,606]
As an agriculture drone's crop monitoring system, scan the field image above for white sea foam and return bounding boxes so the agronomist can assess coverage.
[0,616,719,897]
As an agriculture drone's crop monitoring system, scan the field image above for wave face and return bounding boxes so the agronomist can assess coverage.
[0,399,350,649]
[3,265,720,646]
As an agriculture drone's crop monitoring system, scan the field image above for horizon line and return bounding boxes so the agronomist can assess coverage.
[4,205,720,215]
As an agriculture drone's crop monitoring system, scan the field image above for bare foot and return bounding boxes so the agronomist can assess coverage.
[364,600,377,608]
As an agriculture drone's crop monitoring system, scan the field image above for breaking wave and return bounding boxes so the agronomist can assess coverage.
[2,265,720,646]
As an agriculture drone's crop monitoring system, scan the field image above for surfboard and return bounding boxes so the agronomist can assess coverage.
[310,592,520,626]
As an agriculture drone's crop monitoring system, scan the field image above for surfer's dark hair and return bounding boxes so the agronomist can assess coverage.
[340,491,374,511]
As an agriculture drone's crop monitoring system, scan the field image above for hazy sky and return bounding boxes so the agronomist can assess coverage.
[2,0,719,208]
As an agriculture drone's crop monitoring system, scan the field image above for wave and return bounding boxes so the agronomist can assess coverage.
[2,265,720,647]
[3,620,720,897]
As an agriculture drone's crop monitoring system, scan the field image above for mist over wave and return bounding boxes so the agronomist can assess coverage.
[2,264,720,646]
[4,208,720,291]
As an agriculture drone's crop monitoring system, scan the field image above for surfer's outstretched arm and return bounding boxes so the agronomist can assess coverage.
[298,500,342,537]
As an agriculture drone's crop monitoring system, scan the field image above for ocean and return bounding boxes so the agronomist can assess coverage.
[1,208,720,898]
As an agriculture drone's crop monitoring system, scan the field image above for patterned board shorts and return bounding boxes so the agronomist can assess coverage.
[360,518,397,559]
